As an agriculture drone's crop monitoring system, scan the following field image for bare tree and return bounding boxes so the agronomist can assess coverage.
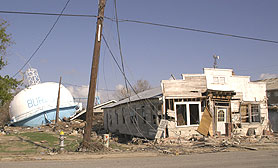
[114,87,130,100]
[114,79,151,100]
[133,79,151,93]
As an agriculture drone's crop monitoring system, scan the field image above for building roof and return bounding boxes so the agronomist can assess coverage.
[255,78,278,91]
[102,87,162,109]
[94,100,117,109]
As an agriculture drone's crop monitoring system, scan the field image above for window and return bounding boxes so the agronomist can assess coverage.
[201,99,206,112]
[134,108,138,124]
[213,77,219,83]
[122,108,125,124]
[218,110,225,122]
[151,104,155,111]
[240,105,249,122]
[251,104,260,122]
[115,112,118,125]
[106,113,109,127]
[176,104,187,126]
[157,104,162,111]
[142,106,146,124]
[190,104,199,124]
[240,104,260,123]
[166,99,174,111]
[130,107,138,124]
[219,77,225,84]
[109,114,112,126]
[267,92,271,98]
[152,115,157,125]
[274,91,278,97]
[130,109,135,123]
[175,102,200,126]
[213,76,225,84]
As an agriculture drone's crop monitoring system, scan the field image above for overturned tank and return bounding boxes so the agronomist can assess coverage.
[9,82,78,127]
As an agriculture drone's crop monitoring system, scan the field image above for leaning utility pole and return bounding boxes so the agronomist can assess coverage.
[82,0,106,148]
[55,76,62,125]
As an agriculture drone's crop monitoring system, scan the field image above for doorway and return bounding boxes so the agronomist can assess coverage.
[217,108,227,134]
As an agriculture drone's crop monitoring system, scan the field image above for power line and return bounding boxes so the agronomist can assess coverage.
[118,19,278,44]
[1,10,277,44]
[113,0,149,141]
[12,0,71,77]
[103,34,181,138]
[101,4,116,102]
[62,82,115,91]
[0,10,97,18]
[114,0,130,99]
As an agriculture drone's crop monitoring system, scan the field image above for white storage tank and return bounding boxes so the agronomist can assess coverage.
[9,82,78,127]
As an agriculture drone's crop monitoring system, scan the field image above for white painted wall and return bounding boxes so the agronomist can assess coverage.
[202,68,266,102]
[182,68,268,135]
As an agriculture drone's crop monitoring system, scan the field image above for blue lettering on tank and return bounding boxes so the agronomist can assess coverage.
[27,99,33,108]
[27,97,47,108]
[33,98,38,106]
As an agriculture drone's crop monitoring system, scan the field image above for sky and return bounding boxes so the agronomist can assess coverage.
[0,0,278,103]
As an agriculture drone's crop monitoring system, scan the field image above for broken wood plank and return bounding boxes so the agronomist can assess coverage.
[155,119,168,139]
[197,107,212,136]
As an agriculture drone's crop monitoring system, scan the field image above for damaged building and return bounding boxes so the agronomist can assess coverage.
[103,68,269,139]
[255,78,278,132]
[103,87,162,139]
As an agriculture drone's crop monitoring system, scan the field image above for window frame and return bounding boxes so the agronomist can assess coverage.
[217,109,225,122]
[115,111,118,125]
[213,76,226,84]
[141,106,147,124]
[240,103,261,123]
[122,108,125,124]
[251,104,260,123]
[174,101,201,127]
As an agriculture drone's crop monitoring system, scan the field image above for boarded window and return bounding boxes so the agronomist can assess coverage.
[274,91,278,97]
[152,115,157,125]
[142,106,146,124]
[130,108,135,123]
[109,114,112,126]
[122,108,125,124]
[241,104,261,123]
[157,104,162,111]
[151,104,155,111]
[240,105,249,122]
[115,112,118,125]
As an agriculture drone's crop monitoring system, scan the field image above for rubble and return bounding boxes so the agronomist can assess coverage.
[1,117,277,157]
[113,133,278,155]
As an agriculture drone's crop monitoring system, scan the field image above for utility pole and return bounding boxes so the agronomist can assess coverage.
[82,0,106,148]
[55,76,62,125]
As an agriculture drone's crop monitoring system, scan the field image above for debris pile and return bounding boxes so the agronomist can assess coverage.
[102,132,278,155]
[1,114,277,156]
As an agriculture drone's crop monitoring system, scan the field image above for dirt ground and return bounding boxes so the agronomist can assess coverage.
[1,121,278,161]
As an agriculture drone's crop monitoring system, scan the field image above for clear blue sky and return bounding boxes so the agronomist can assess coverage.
[0,0,277,98]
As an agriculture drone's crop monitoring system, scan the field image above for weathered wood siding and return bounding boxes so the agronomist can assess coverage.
[161,76,207,97]
[103,99,161,139]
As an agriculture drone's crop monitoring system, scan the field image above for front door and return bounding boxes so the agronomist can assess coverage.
[217,108,227,135]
